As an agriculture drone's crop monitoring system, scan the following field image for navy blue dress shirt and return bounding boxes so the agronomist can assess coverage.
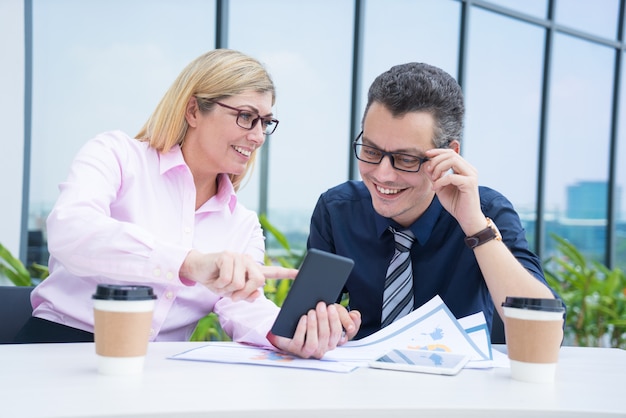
[307,180,554,339]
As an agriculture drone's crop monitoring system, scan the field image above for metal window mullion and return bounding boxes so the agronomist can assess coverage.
[349,0,364,181]
[215,0,228,49]
[535,0,556,259]
[606,0,625,268]
[20,0,34,263]
[456,0,469,158]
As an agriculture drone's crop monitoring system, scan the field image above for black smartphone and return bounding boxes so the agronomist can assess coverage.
[270,248,354,338]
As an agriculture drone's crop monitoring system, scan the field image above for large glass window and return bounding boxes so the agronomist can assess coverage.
[0,0,24,259]
[18,0,625,272]
[229,0,354,252]
[463,8,545,250]
[555,0,620,40]
[28,0,216,264]
[362,0,460,107]
[544,33,614,262]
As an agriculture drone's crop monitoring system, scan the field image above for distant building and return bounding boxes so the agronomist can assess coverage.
[566,180,623,221]
[567,181,607,219]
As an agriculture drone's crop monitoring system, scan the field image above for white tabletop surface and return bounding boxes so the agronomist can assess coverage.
[1,341,624,418]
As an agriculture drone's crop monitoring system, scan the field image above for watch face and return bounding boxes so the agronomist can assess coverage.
[486,217,502,241]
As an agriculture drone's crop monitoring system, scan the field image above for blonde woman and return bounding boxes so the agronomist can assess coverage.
[18,49,361,358]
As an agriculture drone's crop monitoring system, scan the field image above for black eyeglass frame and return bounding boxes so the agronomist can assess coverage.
[352,131,430,173]
[209,99,279,135]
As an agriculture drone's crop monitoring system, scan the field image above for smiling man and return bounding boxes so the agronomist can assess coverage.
[307,62,560,339]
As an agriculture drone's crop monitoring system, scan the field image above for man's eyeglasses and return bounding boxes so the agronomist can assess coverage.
[352,131,429,173]
[210,100,279,135]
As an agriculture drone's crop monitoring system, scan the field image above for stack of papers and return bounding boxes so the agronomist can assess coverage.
[170,295,510,373]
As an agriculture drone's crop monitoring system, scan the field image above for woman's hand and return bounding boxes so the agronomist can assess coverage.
[180,250,297,302]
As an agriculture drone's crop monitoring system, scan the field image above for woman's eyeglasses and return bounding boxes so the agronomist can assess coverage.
[210,100,279,135]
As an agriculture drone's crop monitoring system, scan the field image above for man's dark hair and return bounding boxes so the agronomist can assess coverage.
[363,62,464,148]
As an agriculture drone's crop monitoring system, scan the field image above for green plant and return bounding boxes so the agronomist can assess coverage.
[259,213,304,306]
[0,243,49,286]
[544,234,626,349]
[189,312,231,342]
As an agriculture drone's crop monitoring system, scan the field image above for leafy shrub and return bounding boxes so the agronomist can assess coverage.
[544,234,626,348]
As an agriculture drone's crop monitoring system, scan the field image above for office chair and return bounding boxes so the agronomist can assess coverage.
[0,286,34,343]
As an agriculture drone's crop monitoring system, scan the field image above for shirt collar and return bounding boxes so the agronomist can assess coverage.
[159,147,237,213]
[159,145,187,174]
[373,196,443,246]
[211,173,238,213]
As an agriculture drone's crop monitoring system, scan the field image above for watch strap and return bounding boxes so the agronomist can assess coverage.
[464,217,501,249]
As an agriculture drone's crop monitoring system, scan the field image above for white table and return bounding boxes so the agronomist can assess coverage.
[1,342,624,417]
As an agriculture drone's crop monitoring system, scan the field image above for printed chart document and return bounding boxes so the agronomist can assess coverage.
[170,295,509,372]
[171,341,361,373]
[323,295,493,365]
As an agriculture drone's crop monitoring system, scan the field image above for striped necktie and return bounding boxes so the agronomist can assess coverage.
[381,227,415,328]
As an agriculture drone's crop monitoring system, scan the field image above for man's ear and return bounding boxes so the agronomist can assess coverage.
[185,96,199,128]
[449,140,461,154]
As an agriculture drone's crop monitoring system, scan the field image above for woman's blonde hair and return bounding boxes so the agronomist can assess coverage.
[136,49,276,191]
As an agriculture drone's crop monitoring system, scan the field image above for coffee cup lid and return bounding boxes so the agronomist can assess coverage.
[93,284,157,301]
[502,296,564,312]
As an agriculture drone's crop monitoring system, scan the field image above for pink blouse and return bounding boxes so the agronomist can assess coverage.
[32,131,278,345]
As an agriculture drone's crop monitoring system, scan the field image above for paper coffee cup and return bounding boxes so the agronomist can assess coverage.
[502,297,565,383]
[93,284,156,376]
